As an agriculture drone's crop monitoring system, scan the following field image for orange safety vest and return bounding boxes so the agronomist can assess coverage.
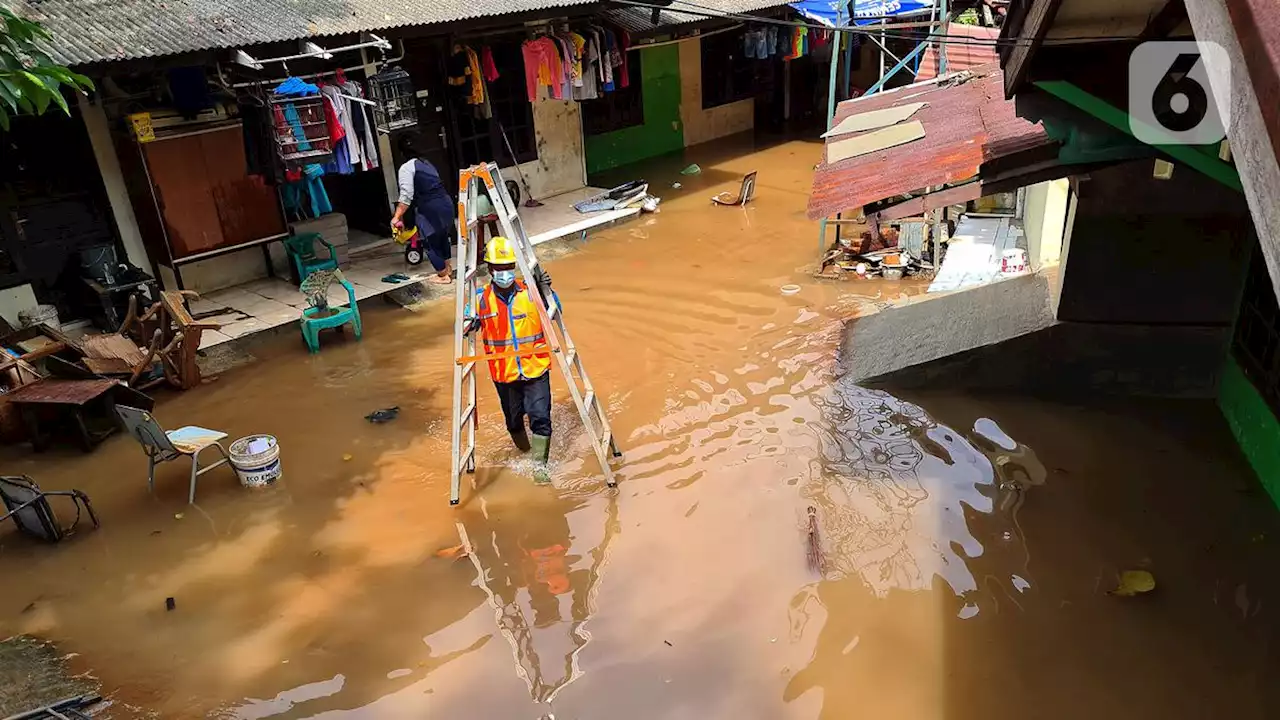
[476,280,552,383]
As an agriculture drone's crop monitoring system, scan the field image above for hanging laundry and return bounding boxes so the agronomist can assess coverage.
[463,46,485,105]
[617,27,632,88]
[522,36,564,101]
[574,31,600,101]
[341,80,379,171]
[481,46,500,82]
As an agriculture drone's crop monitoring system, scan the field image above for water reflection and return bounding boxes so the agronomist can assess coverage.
[455,484,619,706]
[806,382,1046,604]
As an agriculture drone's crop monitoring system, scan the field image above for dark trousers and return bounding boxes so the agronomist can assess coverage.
[494,372,552,437]
[425,226,453,272]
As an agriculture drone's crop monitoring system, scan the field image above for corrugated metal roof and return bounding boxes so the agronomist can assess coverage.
[915,23,999,82]
[1,0,596,66]
[604,0,789,36]
[807,64,1052,219]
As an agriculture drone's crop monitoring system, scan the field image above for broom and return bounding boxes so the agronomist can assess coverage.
[496,119,544,208]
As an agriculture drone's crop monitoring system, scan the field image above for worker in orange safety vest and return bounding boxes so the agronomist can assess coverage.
[471,236,559,475]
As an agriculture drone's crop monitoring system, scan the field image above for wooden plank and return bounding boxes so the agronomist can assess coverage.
[1003,0,1066,98]
[8,379,118,406]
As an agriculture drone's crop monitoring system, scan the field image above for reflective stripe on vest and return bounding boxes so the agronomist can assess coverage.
[479,281,551,383]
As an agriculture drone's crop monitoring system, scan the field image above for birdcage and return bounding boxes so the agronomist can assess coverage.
[367,66,418,133]
[270,94,334,167]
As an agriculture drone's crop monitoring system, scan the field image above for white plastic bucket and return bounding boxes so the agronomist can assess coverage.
[1000,248,1029,275]
[19,304,60,331]
[229,435,282,487]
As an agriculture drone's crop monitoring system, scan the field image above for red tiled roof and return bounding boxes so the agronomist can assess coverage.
[806,64,1052,220]
[915,23,1000,82]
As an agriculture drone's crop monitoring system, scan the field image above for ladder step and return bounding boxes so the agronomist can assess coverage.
[461,361,476,377]
[583,391,595,410]
[460,402,476,427]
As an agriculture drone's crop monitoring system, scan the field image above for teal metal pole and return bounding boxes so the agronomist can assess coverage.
[825,6,843,130]
[863,39,929,96]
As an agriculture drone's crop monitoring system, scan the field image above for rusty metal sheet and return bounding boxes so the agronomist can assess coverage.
[807,65,1052,220]
[916,24,1001,82]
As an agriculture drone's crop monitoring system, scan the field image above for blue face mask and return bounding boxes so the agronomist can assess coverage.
[493,270,516,288]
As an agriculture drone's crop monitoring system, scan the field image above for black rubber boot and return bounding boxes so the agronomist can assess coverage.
[510,430,531,452]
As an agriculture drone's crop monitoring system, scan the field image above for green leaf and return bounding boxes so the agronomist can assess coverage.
[0,77,18,110]
[18,71,52,114]
[2,75,35,113]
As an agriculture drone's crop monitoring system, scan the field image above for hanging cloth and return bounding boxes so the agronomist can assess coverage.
[481,46,500,82]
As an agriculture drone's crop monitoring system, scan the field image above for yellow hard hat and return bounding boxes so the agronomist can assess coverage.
[484,236,517,264]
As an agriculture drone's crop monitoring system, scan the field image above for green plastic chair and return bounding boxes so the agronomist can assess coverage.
[284,232,339,282]
[300,271,362,353]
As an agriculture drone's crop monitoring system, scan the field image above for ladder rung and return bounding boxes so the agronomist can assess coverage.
[459,445,476,474]
[461,361,476,377]
[460,402,476,427]
[565,349,576,367]
[583,391,595,410]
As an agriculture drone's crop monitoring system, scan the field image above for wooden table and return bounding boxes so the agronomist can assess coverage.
[7,378,121,452]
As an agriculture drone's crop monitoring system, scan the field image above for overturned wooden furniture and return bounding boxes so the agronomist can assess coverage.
[95,290,219,391]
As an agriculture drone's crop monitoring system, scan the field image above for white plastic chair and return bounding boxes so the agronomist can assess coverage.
[114,405,231,504]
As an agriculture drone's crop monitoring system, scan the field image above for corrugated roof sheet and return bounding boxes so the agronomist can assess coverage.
[807,64,1051,219]
[603,0,789,36]
[915,23,999,81]
[2,0,596,66]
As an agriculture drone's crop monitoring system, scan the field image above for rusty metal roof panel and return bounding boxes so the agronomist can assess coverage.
[915,23,1000,81]
[807,64,1051,219]
[605,0,791,36]
[2,0,598,66]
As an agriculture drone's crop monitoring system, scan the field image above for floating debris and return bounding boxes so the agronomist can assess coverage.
[806,506,825,573]
[365,407,400,423]
[680,163,701,175]
[1109,570,1156,597]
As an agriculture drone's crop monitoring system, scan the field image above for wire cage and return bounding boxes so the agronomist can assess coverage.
[270,95,334,167]
[368,66,418,133]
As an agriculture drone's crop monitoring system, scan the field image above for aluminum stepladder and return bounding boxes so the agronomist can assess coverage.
[449,162,623,505]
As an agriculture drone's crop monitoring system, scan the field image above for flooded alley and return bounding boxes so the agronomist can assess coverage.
[3,138,1280,720]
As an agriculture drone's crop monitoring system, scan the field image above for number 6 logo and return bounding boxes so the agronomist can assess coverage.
[1129,41,1231,146]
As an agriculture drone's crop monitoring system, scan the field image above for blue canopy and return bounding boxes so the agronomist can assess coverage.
[790,0,935,27]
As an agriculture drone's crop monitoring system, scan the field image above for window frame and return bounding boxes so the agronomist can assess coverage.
[701,30,755,109]
[581,50,645,136]
[451,39,538,168]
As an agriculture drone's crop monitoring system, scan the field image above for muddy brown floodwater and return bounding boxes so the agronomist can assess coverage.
[4,137,1280,719]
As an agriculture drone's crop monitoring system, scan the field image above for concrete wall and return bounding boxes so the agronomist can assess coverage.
[503,98,587,200]
[840,269,1058,383]
[1185,0,1280,305]
[1020,178,1069,270]
[78,96,149,271]
[678,40,754,147]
